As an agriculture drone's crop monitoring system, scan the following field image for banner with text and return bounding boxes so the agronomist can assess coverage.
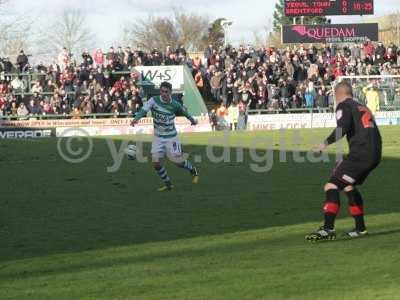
[282,23,379,44]
[0,116,209,128]
[248,111,400,131]
[133,66,184,90]
[55,118,212,137]
[0,128,54,139]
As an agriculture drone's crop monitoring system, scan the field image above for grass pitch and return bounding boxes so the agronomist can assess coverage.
[1,127,400,300]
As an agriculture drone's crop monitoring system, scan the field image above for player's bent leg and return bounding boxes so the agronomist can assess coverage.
[323,183,340,230]
[172,154,199,184]
[306,183,340,242]
[153,158,173,191]
[345,186,368,238]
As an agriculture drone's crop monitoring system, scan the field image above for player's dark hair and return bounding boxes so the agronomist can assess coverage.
[160,81,172,91]
[335,80,353,97]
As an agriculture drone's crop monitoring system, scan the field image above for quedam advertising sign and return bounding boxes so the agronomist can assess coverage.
[282,23,378,43]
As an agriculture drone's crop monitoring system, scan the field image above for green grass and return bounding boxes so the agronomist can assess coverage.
[1,127,400,299]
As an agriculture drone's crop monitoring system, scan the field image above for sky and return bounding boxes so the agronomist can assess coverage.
[7,0,400,50]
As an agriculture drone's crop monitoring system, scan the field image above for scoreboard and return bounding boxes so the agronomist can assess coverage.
[284,0,374,17]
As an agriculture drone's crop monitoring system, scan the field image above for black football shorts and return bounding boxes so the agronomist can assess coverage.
[330,158,380,189]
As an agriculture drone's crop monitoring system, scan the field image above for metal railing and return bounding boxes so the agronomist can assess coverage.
[0,112,134,121]
[248,107,333,115]
[3,105,400,121]
[248,105,400,115]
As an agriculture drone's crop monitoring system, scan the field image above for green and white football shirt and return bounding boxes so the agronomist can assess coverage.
[134,96,195,139]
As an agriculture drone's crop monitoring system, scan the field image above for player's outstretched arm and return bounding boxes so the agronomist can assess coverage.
[325,104,352,145]
[131,109,147,126]
[131,98,154,126]
[178,103,197,125]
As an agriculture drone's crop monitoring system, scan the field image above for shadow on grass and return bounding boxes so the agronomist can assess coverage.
[1,223,400,282]
[332,228,400,243]
[367,228,400,237]
[0,231,289,281]
[0,139,399,263]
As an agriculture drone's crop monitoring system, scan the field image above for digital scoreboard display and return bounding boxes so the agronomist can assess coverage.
[284,0,374,17]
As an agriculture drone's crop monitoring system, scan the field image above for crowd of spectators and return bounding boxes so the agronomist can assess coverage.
[199,42,400,129]
[1,41,400,120]
[0,45,190,118]
[199,42,400,110]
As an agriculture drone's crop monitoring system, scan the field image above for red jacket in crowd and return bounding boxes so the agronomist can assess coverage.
[363,42,375,57]
[94,49,104,65]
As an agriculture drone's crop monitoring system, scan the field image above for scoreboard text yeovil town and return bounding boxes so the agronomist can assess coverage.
[284,0,374,17]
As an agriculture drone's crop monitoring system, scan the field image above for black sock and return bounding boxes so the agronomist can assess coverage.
[346,189,366,231]
[324,213,337,231]
[323,189,340,230]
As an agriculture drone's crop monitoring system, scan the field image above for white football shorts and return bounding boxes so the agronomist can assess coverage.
[151,136,182,159]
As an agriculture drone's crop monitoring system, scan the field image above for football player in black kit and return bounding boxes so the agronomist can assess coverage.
[306,81,382,241]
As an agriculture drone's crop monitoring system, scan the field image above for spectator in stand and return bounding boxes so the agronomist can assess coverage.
[305,82,316,108]
[384,45,397,65]
[0,103,5,116]
[10,101,18,116]
[81,96,94,115]
[110,100,120,115]
[363,83,380,114]
[279,80,291,108]
[31,80,43,94]
[58,47,71,71]
[1,57,13,73]
[210,70,223,103]
[43,79,58,94]
[192,55,202,73]
[316,87,329,109]
[132,51,142,66]
[0,80,9,95]
[60,102,71,115]
[375,42,386,59]
[239,81,256,109]
[93,48,105,67]
[164,52,177,65]
[106,47,117,68]
[227,101,239,130]
[16,50,29,72]
[42,99,54,115]
[204,44,214,60]
[116,47,125,66]
[208,109,218,131]
[216,102,228,129]
[256,85,268,109]
[125,99,136,115]
[152,50,163,66]
[194,69,204,96]
[82,49,93,67]
[71,107,81,119]
[27,99,42,115]
[95,101,105,114]
[223,76,234,107]
[124,46,133,66]
[10,76,25,94]
[237,100,248,130]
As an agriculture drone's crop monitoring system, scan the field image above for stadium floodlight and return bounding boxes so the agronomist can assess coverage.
[220,19,233,47]
[220,20,233,27]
